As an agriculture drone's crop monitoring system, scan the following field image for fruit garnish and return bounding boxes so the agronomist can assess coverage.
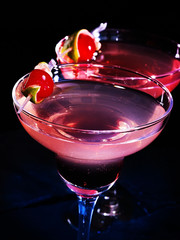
[55,29,101,64]
[21,68,54,104]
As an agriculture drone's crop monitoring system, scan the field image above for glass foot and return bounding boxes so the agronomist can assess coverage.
[65,182,148,233]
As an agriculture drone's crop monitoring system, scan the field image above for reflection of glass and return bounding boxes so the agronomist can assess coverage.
[12,64,173,240]
[96,29,180,92]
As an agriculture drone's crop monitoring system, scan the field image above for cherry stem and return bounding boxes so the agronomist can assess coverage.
[17,94,32,114]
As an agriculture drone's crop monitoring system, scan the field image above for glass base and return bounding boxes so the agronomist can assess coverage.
[60,175,118,239]
[65,182,148,233]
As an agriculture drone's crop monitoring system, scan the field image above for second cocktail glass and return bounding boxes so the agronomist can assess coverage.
[96,28,180,92]
[12,64,173,240]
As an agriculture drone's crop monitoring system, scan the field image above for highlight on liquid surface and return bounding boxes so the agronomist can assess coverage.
[16,79,166,188]
[96,42,180,92]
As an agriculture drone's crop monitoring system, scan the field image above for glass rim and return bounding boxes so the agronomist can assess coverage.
[12,63,173,134]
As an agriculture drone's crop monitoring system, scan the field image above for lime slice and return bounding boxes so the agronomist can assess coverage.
[22,85,42,104]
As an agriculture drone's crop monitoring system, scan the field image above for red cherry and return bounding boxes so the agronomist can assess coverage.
[22,69,54,103]
[78,34,96,61]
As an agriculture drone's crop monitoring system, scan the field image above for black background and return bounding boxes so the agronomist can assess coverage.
[0,3,180,240]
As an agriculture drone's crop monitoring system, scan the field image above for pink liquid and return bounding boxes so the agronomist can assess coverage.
[17,80,166,188]
[96,42,180,92]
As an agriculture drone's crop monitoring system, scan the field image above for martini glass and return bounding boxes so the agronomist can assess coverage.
[96,28,180,92]
[12,64,173,240]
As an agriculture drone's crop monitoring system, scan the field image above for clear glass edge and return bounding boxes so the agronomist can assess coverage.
[12,64,173,135]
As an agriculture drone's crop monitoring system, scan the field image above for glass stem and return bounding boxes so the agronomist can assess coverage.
[77,195,99,240]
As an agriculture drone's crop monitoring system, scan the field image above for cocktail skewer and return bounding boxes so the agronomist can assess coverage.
[17,94,32,114]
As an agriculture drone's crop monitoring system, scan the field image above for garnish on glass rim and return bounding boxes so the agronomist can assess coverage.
[55,23,107,64]
[18,62,54,114]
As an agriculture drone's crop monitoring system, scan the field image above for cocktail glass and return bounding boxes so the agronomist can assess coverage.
[12,64,173,240]
[96,28,180,92]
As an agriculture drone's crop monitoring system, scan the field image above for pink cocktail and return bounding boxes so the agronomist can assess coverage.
[96,29,180,92]
[12,64,173,240]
